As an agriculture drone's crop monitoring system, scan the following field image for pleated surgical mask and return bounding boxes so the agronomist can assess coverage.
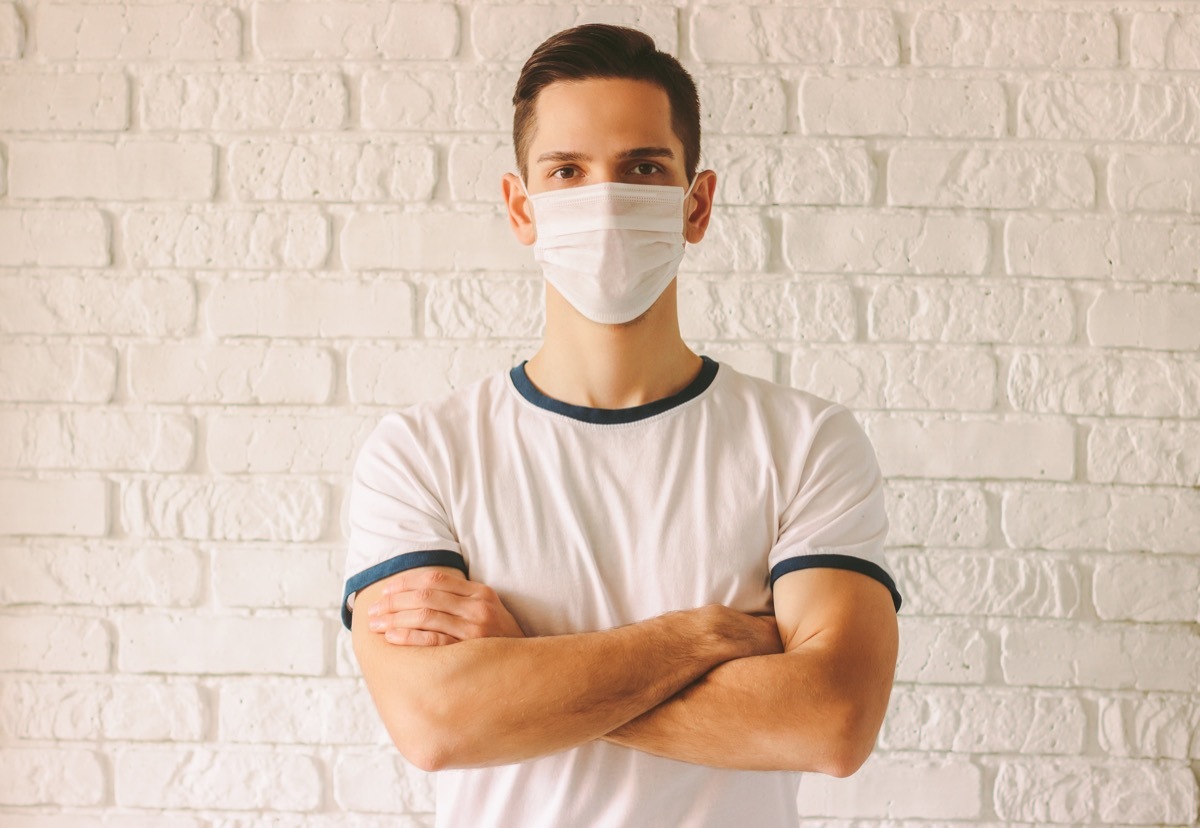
[521,177,699,325]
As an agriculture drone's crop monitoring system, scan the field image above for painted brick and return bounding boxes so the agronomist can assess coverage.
[115,747,321,810]
[0,811,201,825]
[702,140,874,206]
[141,70,346,131]
[1019,80,1200,143]
[206,276,415,338]
[994,758,1197,824]
[120,478,327,542]
[0,71,127,130]
[888,147,1094,210]
[220,678,387,744]
[691,7,897,65]
[869,282,1074,344]
[448,140,516,202]
[0,543,202,607]
[1003,486,1200,554]
[1008,351,1200,418]
[472,5,676,62]
[212,545,343,608]
[1001,621,1200,691]
[128,343,334,405]
[253,2,457,60]
[425,278,544,340]
[0,409,194,472]
[1093,556,1200,622]
[896,618,988,684]
[0,343,116,403]
[341,210,528,271]
[347,345,515,406]
[801,76,1005,138]
[1087,290,1200,351]
[0,614,110,672]
[782,213,989,275]
[1131,12,1200,70]
[8,140,213,200]
[865,415,1074,481]
[1004,216,1200,282]
[789,347,997,411]
[888,551,1080,618]
[681,280,855,342]
[207,413,375,474]
[1100,693,1200,759]
[213,819,412,828]
[360,69,514,132]
[1110,152,1200,213]
[0,748,105,806]
[0,2,25,58]
[124,209,329,270]
[118,613,325,675]
[229,140,436,202]
[1088,422,1200,486]
[795,753,981,818]
[677,210,770,273]
[0,678,206,741]
[912,10,1117,68]
[0,273,195,336]
[0,478,108,537]
[334,749,436,813]
[882,686,1086,754]
[699,75,786,135]
[0,208,109,267]
[885,483,990,548]
[38,4,239,60]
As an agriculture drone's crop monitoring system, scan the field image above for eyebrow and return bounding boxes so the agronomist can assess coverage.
[535,147,677,164]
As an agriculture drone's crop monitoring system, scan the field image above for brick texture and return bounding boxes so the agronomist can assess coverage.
[3,1,1198,825]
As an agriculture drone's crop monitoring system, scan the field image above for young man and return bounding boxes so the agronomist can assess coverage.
[341,24,901,828]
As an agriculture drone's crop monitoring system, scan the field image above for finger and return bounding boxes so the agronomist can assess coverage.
[373,606,482,640]
[383,627,458,646]
[380,567,473,599]
[370,585,481,620]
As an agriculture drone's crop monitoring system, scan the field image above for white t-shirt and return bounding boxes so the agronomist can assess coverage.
[342,355,901,828]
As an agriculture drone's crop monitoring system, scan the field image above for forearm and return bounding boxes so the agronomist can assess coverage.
[355,601,771,771]
[603,642,883,776]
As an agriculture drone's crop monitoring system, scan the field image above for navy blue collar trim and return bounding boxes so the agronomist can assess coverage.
[510,356,719,425]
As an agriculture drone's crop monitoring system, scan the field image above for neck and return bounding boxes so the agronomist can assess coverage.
[524,281,703,410]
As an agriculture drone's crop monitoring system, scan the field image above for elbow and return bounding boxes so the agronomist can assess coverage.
[814,698,884,779]
[377,677,470,772]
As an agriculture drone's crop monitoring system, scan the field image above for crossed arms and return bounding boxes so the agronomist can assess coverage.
[350,563,898,776]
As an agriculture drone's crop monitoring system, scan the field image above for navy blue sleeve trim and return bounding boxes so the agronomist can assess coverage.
[341,549,467,630]
[770,553,902,612]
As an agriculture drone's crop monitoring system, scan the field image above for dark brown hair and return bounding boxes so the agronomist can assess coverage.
[511,24,701,184]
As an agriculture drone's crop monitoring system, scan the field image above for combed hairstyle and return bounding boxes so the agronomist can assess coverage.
[511,24,701,184]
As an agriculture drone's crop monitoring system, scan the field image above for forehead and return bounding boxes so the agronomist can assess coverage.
[529,77,679,155]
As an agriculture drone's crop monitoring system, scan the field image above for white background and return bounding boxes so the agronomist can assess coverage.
[1,0,1198,824]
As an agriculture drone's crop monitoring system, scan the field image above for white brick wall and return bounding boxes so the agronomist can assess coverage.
[1,0,1197,823]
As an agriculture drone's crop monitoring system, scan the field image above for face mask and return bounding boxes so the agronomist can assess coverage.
[521,176,699,325]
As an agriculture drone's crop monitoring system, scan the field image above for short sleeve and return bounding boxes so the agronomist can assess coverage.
[767,405,901,612]
[340,414,466,630]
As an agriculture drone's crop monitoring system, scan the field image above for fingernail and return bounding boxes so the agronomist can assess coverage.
[367,604,379,617]
[369,618,383,631]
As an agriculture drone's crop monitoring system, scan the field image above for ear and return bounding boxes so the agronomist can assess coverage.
[502,172,536,246]
[684,170,717,244]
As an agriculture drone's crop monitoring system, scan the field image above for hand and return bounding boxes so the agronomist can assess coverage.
[703,605,783,660]
[366,567,525,646]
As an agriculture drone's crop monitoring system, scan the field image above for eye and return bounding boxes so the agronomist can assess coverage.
[630,162,663,176]
[550,166,579,180]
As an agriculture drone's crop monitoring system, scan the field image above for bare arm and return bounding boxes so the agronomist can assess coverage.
[351,567,782,772]
[602,567,899,776]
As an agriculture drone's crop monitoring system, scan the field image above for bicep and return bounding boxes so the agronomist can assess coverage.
[772,567,898,715]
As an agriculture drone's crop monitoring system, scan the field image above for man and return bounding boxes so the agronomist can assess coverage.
[341,23,901,827]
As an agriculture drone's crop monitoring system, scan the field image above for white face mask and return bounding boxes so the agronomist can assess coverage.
[521,176,700,325]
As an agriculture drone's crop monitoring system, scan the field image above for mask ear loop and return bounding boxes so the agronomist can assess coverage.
[682,173,703,244]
